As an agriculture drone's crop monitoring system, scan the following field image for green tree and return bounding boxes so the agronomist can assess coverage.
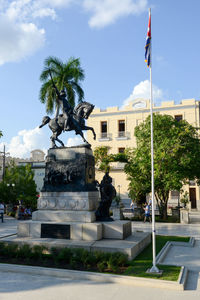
[39,56,85,116]
[94,146,111,173]
[112,114,200,219]
[0,161,38,210]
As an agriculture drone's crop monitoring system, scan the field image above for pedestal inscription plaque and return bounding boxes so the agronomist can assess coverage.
[41,224,70,239]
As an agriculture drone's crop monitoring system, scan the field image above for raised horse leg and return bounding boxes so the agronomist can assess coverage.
[81,126,96,140]
[75,129,89,144]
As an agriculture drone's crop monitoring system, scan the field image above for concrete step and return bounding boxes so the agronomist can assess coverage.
[189,211,200,224]
[189,215,200,224]
[0,231,151,260]
[185,271,200,290]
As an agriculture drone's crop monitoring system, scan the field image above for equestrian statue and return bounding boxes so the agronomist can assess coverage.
[39,71,96,148]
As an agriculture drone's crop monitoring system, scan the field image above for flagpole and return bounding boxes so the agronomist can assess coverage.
[148,8,159,273]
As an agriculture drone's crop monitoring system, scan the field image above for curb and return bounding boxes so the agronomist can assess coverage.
[178,266,188,289]
[0,263,184,290]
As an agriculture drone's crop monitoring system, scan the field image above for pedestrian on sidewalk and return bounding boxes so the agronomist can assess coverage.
[130,200,136,216]
[0,203,5,223]
[144,202,151,223]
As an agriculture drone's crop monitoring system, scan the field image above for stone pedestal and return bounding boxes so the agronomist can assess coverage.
[18,220,132,241]
[18,145,132,243]
[112,207,123,220]
[180,208,189,224]
[42,145,97,192]
[37,191,99,211]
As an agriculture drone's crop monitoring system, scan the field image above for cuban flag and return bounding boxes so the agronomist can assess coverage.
[145,10,151,67]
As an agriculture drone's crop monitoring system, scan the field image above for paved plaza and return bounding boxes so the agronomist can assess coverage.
[0,216,200,299]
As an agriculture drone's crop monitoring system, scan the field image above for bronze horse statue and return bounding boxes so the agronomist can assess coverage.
[39,101,96,148]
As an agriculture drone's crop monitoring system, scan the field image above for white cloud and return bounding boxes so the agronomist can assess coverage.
[65,136,83,147]
[40,0,74,8]
[0,127,49,158]
[0,17,45,65]
[83,0,148,28]
[122,80,164,107]
[0,0,148,64]
[0,127,86,158]
[32,8,56,19]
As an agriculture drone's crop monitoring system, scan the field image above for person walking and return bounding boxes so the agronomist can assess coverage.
[144,202,151,223]
[0,203,5,223]
[130,200,136,216]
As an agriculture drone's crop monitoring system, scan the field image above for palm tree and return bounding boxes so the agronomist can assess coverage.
[39,56,85,117]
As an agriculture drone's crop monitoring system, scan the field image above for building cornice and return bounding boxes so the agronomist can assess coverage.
[90,103,197,118]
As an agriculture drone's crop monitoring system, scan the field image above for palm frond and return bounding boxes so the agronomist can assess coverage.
[71,81,84,102]
[65,83,75,107]
[39,55,85,114]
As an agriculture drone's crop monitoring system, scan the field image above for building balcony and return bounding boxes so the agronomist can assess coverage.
[115,131,130,140]
[98,132,112,141]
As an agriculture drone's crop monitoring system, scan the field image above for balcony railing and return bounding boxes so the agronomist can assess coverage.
[116,131,130,140]
[98,132,112,141]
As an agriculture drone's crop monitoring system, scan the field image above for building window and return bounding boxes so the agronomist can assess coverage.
[101,121,107,138]
[175,115,183,122]
[118,148,125,153]
[118,120,125,137]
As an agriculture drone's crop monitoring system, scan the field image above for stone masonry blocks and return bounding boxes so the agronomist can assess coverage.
[103,220,132,239]
[82,223,102,241]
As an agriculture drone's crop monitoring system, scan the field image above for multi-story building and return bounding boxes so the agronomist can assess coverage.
[87,98,200,210]
[0,149,46,192]
[18,150,46,192]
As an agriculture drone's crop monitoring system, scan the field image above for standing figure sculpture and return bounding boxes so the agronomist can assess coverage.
[39,70,96,148]
[95,172,116,221]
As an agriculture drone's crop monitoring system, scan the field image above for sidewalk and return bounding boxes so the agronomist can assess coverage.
[131,221,200,237]
[131,221,200,291]
[0,215,19,238]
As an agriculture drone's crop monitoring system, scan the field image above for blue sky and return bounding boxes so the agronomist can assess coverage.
[0,0,199,158]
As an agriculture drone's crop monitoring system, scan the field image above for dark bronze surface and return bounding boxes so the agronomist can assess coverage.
[41,224,70,239]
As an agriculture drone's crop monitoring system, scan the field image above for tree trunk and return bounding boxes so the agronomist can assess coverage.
[155,191,169,220]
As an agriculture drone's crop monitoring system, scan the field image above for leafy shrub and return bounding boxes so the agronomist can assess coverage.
[114,252,128,267]
[5,243,19,258]
[97,261,106,272]
[32,245,47,260]
[56,247,72,264]
[16,244,32,259]
[69,248,88,268]
[0,242,7,256]
[107,254,119,273]
[81,252,97,269]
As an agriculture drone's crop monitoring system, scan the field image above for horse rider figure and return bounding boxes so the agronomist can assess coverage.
[54,87,73,131]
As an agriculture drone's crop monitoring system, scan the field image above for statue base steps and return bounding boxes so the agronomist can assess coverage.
[18,220,132,241]
[5,231,151,259]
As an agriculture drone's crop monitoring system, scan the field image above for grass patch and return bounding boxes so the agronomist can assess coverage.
[0,235,189,281]
[125,235,189,280]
